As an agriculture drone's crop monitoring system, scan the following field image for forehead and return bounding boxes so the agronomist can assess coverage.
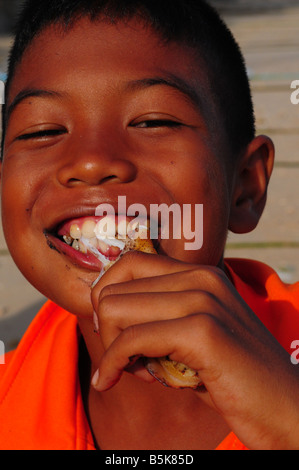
[8,17,214,115]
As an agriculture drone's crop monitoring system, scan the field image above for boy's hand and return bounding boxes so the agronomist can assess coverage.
[91,252,299,450]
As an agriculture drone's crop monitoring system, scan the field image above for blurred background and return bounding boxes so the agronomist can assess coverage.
[0,0,299,350]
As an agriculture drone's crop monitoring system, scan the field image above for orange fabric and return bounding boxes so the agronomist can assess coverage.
[225,259,299,357]
[216,432,248,451]
[0,301,95,450]
[0,258,298,450]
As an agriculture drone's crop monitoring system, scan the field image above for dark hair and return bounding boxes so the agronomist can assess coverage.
[1,0,255,158]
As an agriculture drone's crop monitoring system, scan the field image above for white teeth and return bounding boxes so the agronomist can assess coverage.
[79,240,88,254]
[63,235,72,245]
[81,220,96,239]
[66,217,150,256]
[94,216,125,250]
[117,218,129,238]
[79,237,110,266]
[70,224,81,240]
[94,216,116,240]
[72,239,80,251]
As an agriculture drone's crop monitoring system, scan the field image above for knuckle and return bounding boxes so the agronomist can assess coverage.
[189,265,226,287]
[99,284,115,302]
[190,312,214,330]
[190,289,217,305]
[187,267,205,285]
[199,313,219,333]
[204,265,224,282]
[209,266,227,283]
[188,312,222,341]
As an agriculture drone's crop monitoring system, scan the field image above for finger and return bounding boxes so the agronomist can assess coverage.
[97,268,223,298]
[91,318,183,392]
[97,289,223,349]
[91,254,231,310]
[91,251,196,295]
[91,313,226,392]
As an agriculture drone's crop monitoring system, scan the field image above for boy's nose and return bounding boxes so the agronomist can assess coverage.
[56,140,137,187]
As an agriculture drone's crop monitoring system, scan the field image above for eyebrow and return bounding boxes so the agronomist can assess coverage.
[5,75,204,127]
[5,89,63,125]
[125,75,203,112]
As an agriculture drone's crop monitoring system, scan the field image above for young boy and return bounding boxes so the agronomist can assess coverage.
[0,0,299,450]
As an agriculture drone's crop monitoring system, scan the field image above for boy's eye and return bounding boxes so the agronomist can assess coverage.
[130,119,183,129]
[16,128,67,141]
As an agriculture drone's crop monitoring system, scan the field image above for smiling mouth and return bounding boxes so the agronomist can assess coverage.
[45,215,153,272]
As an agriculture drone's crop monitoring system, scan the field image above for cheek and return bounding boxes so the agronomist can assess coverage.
[166,149,230,210]
[1,153,54,234]
[163,155,231,264]
[1,165,33,251]
[1,161,45,288]
[2,156,32,203]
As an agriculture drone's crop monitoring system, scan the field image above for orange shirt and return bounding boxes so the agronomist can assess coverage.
[0,259,298,450]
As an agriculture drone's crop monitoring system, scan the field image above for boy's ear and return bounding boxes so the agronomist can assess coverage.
[229,135,275,234]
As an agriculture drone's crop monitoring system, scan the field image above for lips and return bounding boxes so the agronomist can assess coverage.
[45,215,150,271]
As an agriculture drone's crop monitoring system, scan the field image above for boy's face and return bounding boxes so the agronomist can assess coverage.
[0,18,234,316]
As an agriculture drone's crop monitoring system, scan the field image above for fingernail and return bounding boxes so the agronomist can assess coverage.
[91,369,100,389]
[93,310,100,335]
